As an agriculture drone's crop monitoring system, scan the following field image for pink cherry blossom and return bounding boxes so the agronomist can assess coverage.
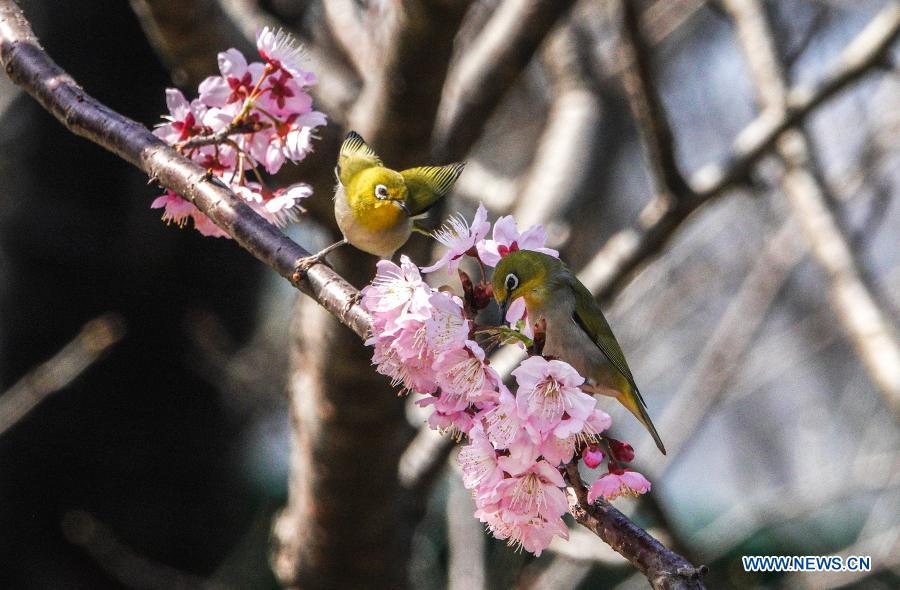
[505,297,534,341]
[475,508,568,556]
[587,470,652,503]
[493,457,569,520]
[256,27,315,83]
[370,322,439,395]
[152,29,324,237]
[433,341,500,409]
[476,215,559,267]
[483,387,522,449]
[512,356,596,436]
[417,397,473,438]
[421,203,490,274]
[151,190,195,227]
[261,183,312,227]
[154,89,205,144]
[458,425,503,492]
[361,256,432,324]
[189,209,230,238]
[536,432,577,467]
[423,292,470,353]
[198,48,265,107]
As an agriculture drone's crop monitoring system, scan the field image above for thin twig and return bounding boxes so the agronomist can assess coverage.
[177,120,268,149]
[0,314,126,436]
[724,0,900,412]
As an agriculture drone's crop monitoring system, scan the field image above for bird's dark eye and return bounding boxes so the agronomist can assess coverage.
[505,273,519,292]
[375,184,389,199]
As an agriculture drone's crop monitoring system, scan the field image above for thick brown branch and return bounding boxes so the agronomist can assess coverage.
[724,0,900,411]
[565,463,707,590]
[433,0,577,161]
[0,0,371,339]
[579,4,900,302]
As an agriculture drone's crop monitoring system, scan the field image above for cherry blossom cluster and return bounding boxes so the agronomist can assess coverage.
[361,204,651,555]
[151,28,325,237]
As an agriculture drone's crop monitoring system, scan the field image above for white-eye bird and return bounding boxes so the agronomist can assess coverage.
[493,250,666,454]
[295,131,465,271]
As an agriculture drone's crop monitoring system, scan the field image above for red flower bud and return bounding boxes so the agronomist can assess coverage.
[608,439,635,463]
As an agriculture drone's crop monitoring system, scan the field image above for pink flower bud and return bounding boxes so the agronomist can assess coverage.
[582,445,605,469]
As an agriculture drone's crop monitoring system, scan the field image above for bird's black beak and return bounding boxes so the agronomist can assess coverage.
[395,200,411,216]
[498,298,509,323]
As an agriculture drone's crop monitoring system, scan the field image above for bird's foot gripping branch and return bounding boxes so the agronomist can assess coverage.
[151,27,326,236]
[361,204,653,556]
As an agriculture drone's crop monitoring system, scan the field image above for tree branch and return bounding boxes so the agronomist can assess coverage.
[511,19,605,232]
[565,463,707,590]
[619,0,693,201]
[0,0,371,340]
[724,0,900,412]
[578,4,900,302]
[321,0,374,79]
[433,0,577,161]
[0,314,125,436]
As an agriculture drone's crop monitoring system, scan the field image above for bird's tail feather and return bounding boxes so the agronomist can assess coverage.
[617,389,667,455]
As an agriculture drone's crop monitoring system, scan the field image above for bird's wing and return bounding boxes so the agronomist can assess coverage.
[400,163,465,216]
[570,275,666,454]
[569,277,642,400]
[337,131,382,186]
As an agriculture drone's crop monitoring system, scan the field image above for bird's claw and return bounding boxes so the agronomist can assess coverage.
[342,292,362,316]
[291,255,323,283]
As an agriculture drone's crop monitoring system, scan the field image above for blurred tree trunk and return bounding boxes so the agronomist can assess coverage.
[272,285,416,588]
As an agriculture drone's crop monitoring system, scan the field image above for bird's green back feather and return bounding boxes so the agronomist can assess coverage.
[400,163,465,216]
[338,131,382,186]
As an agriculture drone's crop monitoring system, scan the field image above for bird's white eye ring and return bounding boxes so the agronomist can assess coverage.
[375,184,389,199]
[505,273,519,292]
